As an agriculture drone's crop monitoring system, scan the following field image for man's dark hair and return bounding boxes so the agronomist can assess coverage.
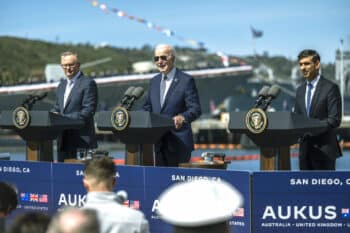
[298,49,321,63]
[84,157,115,183]
[0,181,18,215]
[6,211,50,233]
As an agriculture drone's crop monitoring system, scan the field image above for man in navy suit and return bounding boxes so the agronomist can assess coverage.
[52,51,98,162]
[294,49,342,170]
[143,44,201,167]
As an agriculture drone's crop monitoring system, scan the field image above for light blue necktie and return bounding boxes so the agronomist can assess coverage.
[306,82,313,117]
[160,75,167,107]
[64,79,74,107]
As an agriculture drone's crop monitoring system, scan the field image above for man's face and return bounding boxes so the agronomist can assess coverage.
[61,55,80,79]
[299,56,320,81]
[154,46,175,74]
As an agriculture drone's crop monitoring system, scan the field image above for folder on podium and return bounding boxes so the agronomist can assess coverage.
[0,110,83,161]
[229,111,327,170]
[96,110,173,165]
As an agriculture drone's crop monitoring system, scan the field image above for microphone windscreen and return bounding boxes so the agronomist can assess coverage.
[116,190,128,204]
[267,85,281,98]
[124,86,135,97]
[132,87,144,99]
[258,86,270,97]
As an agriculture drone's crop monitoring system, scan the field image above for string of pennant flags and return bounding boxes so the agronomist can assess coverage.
[86,0,205,48]
[85,0,263,66]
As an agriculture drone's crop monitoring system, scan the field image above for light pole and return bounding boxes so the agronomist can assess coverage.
[340,39,344,117]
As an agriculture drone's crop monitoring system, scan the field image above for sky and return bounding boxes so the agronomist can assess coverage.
[1,0,349,63]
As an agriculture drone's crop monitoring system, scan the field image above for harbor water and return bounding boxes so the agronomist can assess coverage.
[1,141,349,171]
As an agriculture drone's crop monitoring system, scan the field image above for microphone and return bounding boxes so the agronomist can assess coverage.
[124,87,144,110]
[261,85,281,111]
[33,92,48,102]
[121,86,135,106]
[254,86,270,108]
[131,87,145,100]
[115,190,128,204]
[21,92,48,110]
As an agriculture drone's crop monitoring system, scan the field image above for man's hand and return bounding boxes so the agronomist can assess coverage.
[173,115,185,129]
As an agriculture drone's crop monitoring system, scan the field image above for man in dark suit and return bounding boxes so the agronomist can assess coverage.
[294,49,342,170]
[143,44,201,167]
[52,51,98,162]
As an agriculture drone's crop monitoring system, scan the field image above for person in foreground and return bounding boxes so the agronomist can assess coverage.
[82,157,150,233]
[0,181,18,218]
[51,51,98,162]
[157,180,243,233]
[46,207,99,233]
[6,211,50,233]
[294,49,342,170]
[143,44,201,167]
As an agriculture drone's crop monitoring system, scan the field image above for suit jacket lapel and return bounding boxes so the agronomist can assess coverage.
[161,69,180,112]
[300,83,307,115]
[59,81,67,113]
[309,76,323,117]
[63,74,82,111]
[153,74,162,113]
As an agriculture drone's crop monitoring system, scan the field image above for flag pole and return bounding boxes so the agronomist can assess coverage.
[253,37,256,57]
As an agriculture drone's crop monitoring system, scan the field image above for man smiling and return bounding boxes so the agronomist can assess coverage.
[143,44,201,167]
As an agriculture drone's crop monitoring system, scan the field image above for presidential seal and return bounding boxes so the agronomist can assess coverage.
[245,108,267,134]
[111,106,130,131]
[13,106,30,129]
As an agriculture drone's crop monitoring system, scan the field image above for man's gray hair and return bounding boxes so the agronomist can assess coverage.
[155,44,176,57]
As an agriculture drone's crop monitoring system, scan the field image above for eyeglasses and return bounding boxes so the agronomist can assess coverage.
[153,55,172,62]
[61,63,77,69]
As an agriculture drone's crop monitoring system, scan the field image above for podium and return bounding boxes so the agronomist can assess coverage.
[229,111,327,170]
[0,111,83,161]
[96,111,173,165]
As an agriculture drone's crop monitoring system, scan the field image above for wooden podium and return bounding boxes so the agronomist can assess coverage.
[0,111,83,161]
[96,110,173,166]
[229,111,327,170]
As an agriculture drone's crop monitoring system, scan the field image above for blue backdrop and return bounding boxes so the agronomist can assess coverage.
[2,161,350,232]
[0,161,250,233]
[252,172,350,233]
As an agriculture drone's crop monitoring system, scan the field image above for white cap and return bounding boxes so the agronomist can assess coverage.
[157,180,243,227]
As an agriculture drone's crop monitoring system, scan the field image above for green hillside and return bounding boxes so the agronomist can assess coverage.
[0,36,335,86]
[0,36,222,85]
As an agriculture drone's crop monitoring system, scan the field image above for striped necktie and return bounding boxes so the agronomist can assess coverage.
[160,75,167,107]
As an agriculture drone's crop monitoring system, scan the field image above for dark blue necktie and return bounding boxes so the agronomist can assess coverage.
[306,82,313,117]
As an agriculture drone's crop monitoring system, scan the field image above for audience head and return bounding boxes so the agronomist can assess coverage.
[6,211,50,233]
[46,207,99,233]
[0,181,18,217]
[83,157,116,192]
[157,180,243,233]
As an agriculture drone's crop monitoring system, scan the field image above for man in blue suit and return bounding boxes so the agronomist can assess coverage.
[294,49,342,170]
[52,51,98,162]
[143,44,201,167]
